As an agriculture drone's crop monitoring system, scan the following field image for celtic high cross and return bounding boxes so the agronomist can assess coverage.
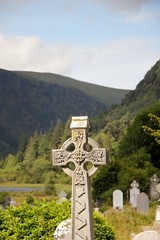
[52,116,107,240]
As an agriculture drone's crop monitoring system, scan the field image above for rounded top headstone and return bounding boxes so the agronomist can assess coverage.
[133,230,160,240]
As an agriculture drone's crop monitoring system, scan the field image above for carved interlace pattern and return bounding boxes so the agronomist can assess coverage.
[53,125,106,240]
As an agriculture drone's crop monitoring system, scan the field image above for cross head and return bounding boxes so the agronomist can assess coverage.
[52,116,108,240]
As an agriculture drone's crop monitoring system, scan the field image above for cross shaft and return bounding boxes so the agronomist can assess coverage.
[53,116,108,240]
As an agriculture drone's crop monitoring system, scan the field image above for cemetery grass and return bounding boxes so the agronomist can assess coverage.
[0,182,71,204]
[105,203,157,240]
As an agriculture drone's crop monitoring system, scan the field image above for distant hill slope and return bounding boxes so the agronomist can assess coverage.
[0,69,128,157]
[14,71,129,106]
[100,60,160,132]
[120,60,160,117]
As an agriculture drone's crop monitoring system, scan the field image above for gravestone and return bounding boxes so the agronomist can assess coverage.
[155,206,160,223]
[130,180,140,208]
[52,116,107,240]
[156,183,160,202]
[58,191,67,203]
[2,196,11,209]
[150,174,160,200]
[113,190,123,210]
[137,192,149,215]
[10,198,16,207]
[132,230,160,240]
[54,219,71,240]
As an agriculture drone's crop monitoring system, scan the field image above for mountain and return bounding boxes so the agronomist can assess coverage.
[93,60,160,140]
[106,60,160,121]
[14,70,129,106]
[0,69,128,157]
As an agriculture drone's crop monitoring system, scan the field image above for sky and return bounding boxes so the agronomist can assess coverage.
[0,0,160,90]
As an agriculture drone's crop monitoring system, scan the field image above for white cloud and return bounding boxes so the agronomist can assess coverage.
[70,37,160,89]
[0,33,159,89]
[0,34,74,74]
[93,0,152,13]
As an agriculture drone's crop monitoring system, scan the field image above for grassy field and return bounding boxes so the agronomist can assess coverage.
[1,182,159,240]
[104,203,159,240]
[0,182,71,204]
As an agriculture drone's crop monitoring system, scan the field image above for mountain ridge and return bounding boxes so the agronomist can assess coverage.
[0,68,128,157]
[13,70,129,106]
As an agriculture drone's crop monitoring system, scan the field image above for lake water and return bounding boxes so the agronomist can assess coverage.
[0,187,43,192]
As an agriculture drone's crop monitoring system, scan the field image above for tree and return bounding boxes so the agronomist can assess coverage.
[143,113,160,144]
[44,171,56,195]
[118,104,160,167]
[51,119,64,148]
[38,133,50,160]
[61,116,71,144]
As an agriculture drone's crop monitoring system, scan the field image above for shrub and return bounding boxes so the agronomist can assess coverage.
[93,211,115,240]
[0,200,115,240]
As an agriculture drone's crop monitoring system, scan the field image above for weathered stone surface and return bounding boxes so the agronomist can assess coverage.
[137,192,149,215]
[52,116,108,240]
[155,206,160,222]
[132,230,160,240]
[150,174,160,200]
[113,189,123,210]
[54,219,71,240]
[58,191,67,203]
[130,180,140,208]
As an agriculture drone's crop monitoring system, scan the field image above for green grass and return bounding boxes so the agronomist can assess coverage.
[104,204,157,240]
[0,183,158,240]
[54,183,71,194]
[0,181,71,204]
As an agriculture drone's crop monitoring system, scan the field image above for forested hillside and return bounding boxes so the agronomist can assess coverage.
[0,69,128,157]
[92,60,160,199]
[0,60,160,200]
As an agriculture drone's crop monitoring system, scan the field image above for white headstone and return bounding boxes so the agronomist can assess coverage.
[137,192,149,215]
[113,190,123,210]
[130,180,140,208]
[133,230,160,240]
[54,219,71,240]
[155,206,160,222]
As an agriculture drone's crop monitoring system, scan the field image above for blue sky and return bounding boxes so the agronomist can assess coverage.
[0,0,160,89]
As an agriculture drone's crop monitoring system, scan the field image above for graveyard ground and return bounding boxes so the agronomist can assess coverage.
[1,186,159,240]
[104,203,159,240]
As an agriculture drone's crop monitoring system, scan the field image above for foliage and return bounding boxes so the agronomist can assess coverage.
[0,200,115,240]
[143,113,160,144]
[1,67,126,157]
[92,161,120,198]
[118,103,160,167]
[93,211,115,240]
[1,60,160,204]
[92,141,160,198]
[0,200,70,239]
[0,191,10,205]
[44,172,56,195]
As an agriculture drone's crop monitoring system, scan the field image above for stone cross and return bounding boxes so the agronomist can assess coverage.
[150,174,160,200]
[131,180,139,189]
[52,116,107,240]
[150,174,159,184]
[130,180,140,208]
